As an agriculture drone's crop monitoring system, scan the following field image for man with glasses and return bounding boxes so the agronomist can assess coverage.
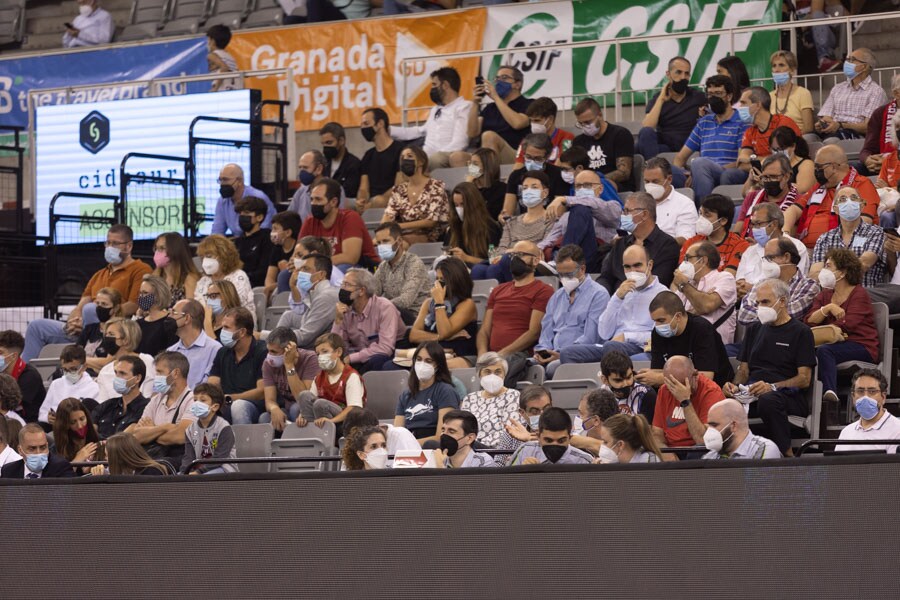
[734,154,799,239]
[211,163,275,237]
[462,64,532,166]
[838,368,900,453]
[785,144,880,249]
[278,253,339,349]
[738,237,820,327]
[735,202,809,298]
[167,299,221,389]
[815,48,887,143]
[23,224,151,361]
[572,97,634,192]
[502,133,570,218]
[808,185,886,287]
[672,241,738,345]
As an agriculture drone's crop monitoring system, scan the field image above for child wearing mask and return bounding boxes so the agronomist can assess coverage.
[39,345,100,429]
[295,333,366,430]
[181,383,237,475]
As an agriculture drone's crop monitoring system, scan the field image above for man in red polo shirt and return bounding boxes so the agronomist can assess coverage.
[784,144,879,249]
[300,177,379,271]
[736,86,801,172]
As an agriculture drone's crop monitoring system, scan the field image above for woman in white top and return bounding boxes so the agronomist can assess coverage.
[460,352,520,448]
[94,318,157,403]
[595,413,663,464]
[194,234,255,323]
[0,414,22,470]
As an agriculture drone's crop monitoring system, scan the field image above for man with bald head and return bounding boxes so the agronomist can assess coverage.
[477,239,554,386]
[288,150,346,222]
[702,398,780,459]
[784,144,879,249]
[651,355,725,459]
[211,163,275,237]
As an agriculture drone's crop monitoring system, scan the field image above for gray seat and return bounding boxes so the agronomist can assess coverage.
[712,184,745,206]
[450,367,479,395]
[840,303,892,418]
[431,167,469,192]
[541,362,602,412]
[675,187,694,201]
[536,275,558,289]
[472,293,490,323]
[281,421,336,446]
[472,279,498,296]
[253,289,267,332]
[515,363,546,390]
[362,207,385,228]
[631,153,645,193]
[158,15,203,35]
[361,370,409,421]
[656,152,679,166]
[30,343,72,383]
[264,290,291,330]
[242,6,284,27]
[499,164,515,181]
[270,437,330,473]
[407,242,444,268]
[118,22,159,41]
[204,12,242,28]
[834,138,864,162]
[230,423,274,473]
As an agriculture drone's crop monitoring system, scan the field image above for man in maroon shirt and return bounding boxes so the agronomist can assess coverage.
[299,178,379,271]
[477,240,553,387]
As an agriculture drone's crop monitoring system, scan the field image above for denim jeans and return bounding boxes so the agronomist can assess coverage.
[558,340,645,368]
[816,340,874,393]
[673,158,747,204]
[635,127,672,160]
[812,10,837,62]
[231,399,301,425]
[471,254,512,283]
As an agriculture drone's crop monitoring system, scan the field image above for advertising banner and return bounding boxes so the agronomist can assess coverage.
[0,38,209,129]
[229,9,487,131]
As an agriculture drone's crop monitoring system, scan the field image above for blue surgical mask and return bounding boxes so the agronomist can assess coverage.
[152,374,172,395]
[521,188,544,208]
[655,316,677,338]
[24,453,49,473]
[752,226,770,247]
[0,354,7,373]
[524,159,544,172]
[207,298,223,315]
[620,214,637,233]
[113,376,132,395]
[843,60,858,80]
[574,188,595,200]
[377,243,397,261]
[772,72,790,86]
[838,200,862,221]
[737,106,752,124]
[297,271,314,292]
[190,402,211,419]
[220,329,237,348]
[104,245,123,265]
[855,396,880,420]
[494,79,512,99]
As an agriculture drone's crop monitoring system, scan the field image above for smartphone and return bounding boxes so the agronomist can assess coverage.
[475,76,484,85]
[537,350,552,359]
[750,157,762,172]
[64,22,74,29]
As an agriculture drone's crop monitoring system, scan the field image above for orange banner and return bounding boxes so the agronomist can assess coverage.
[230,9,487,131]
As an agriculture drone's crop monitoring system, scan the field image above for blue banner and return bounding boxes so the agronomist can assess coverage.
[0,37,209,129]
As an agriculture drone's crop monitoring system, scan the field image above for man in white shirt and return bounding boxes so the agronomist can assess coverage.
[702,398,780,459]
[673,241,737,344]
[38,345,100,427]
[643,157,697,245]
[62,0,114,48]
[838,368,900,453]
[735,202,809,298]
[391,67,472,169]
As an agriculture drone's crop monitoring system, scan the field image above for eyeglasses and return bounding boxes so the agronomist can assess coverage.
[622,207,646,216]
[494,75,515,83]
[853,387,882,396]
[523,154,546,162]
[574,119,597,129]
[847,56,868,65]
[508,251,538,259]
[750,219,773,227]
[759,175,784,183]
[216,177,238,184]
[814,162,836,170]
[205,293,221,300]
[574,183,601,190]
[684,255,700,261]
[105,240,129,248]
[763,254,783,262]
[836,194,863,204]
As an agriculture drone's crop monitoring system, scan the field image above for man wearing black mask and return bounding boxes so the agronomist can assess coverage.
[510,407,593,465]
[211,163,275,237]
[434,410,498,468]
[319,122,361,198]
[357,107,404,212]
[233,197,274,288]
[288,150,347,222]
[600,350,656,423]
[638,56,706,159]
[299,178,379,271]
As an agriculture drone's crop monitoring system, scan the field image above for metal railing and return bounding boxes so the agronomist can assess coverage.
[119,152,193,238]
[0,125,26,233]
[796,438,900,456]
[48,191,121,245]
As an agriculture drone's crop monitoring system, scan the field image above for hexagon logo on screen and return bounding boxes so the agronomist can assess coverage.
[79,111,110,154]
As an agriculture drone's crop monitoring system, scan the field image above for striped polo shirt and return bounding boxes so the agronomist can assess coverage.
[685,111,747,166]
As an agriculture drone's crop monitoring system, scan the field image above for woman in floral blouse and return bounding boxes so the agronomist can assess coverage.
[460,352,521,448]
[383,146,450,245]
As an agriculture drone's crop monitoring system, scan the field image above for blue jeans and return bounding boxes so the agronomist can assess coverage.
[352,354,392,374]
[635,127,672,160]
[231,399,301,425]
[23,319,75,361]
[562,204,600,272]
[276,269,291,293]
[674,158,747,204]
[559,340,645,368]
[812,10,837,62]
[471,253,512,283]
[816,340,874,394]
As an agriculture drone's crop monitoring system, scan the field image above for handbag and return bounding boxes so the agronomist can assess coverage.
[811,324,847,347]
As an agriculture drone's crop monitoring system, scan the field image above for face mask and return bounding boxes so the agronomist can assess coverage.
[524,159,544,172]
[655,315,677,338]
[703,423,734,452]
[104,245,123,265]
[561,276,581,293]
[190,403,211,419]
[608,383,632,400]
[270,231,284,245]
[414,361,436,381]
[153,251,170,269]
[429,86,444,106]
[838,200,862,221]
[219,184,235,198]
[79,4,92,16]
[530,120,547,134]
[95,305,112,323]
[625,270,648,288]
[763,180,783,198]
[322,146,339,161]
[466,163,483,179]
[670,78,689,95]
[377,243,397,261]
[137,294,155,312]
[220,329,238,348]
[364,447,389,469]
[737,106,753,124]
[439,434,462,457]
[297,271,314,292]
[400,159,417,177]
[818,268,837,290]
[455,206,464,221]
[760,260,782,279]
[677,260,696,280]
[574,187,595,201]
[772,71,791,86]
[480,374,504,394]
[311,204,328,221]
[580,121,600,137]
[298,170,316,186]
[207,298,223,315]
[153,374,172,395]
[266,354,285,368]
[318,354,337,371]
[24,453,49,473]
[814,167,829,186]
[509,256,533,279]
[644,182,666,201]
[619,214,637,233]
[855,396,880,420]
[238,215,255,232]
[113,376,132,395]
[843,61,858,80]
[541,444,567,463]
[73,425,89,439]
[561,170,575,184]
[752,226,771,247]
[201,257,219,276]
[707,96,728,115]
[338,288,354,306]
[293,257,305,271]
[361,126,376,142]
[494,80,512,99]
[64,369,82,385]
[521,188,543,208]
[695,216,716,237]
[101,335,120,356]
[757,305,778,325]
[596,444,619,464]
[528,415,541,430]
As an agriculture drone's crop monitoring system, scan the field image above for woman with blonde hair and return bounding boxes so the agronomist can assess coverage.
[202,279,242,341]
[135,274,178,357]
[94,317,157,402]
[90,432,169,476]
[195,234,255,318]
[769,50,814,134]
[596,413,663,464]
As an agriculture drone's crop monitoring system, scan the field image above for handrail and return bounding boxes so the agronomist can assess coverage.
[48,191,120,245]
[187,449,517,471]
[796,438,899,456]
[120,152,192,237]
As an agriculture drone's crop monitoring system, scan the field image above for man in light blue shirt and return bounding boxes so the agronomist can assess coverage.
[560,244,666,365]
[510,407,593,465]
[287,150,347,221]
[211,163,275,237]
[534,245,609,378]
[167,299,222,388]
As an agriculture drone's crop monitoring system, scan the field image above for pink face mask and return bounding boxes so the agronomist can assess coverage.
[153,251,170,269]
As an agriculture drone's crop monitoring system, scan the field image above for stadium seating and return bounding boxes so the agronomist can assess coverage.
[362,370,409,421]
[119,0,168,41]
[158,0,210,37]
[0,0,26,45]
[231,423,274,472]
[541,362,602,412]
[407,242,444,268]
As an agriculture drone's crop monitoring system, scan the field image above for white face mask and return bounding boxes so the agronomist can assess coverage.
[201,257,220,276]
[293,257,304,270]
[480,373,504,395]
[467,163,482,179]
[530,120,548,134]
[818,268,838,289]
[561,170,575,185]
[414,361,436,382]
[363,447,388,469]
[757,305,778,325]
[760,260,782,279]
[677,260,696,280]
[625,270,648,288]
[703,423,733,452]
[695,215,716,237]
[64,370,82,385]
[560,276,581,293]
[596,443,620,464]
[79,4,92,16]
[644,182,667,201]
[455,206,464,220]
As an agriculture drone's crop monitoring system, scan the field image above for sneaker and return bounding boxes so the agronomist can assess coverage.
[818,57,841,73]
[823,389,839,403]
[851,21,865,35]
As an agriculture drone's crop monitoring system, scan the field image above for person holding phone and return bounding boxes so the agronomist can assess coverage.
[62,0,113,48]
[637,56,707,160]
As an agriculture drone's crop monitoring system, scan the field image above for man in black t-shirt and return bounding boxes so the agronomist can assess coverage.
[724,278,815,456]
[267,210,302,298]
[93,355,149,439]
[503,133,570,218]
[233,196,274,288]
[640,291,733,388]
[572,97,635,193]
[356,107,404,213]
[637,56,707,159]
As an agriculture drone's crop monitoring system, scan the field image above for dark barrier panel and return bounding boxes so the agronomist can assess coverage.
[2,456,900,599]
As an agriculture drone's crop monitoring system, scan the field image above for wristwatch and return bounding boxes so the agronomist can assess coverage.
[770,383,778,392]
[679,399,691,408]
[286,368,297,376]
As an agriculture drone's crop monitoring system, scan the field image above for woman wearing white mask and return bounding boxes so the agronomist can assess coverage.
[394,342,460,444]
[594,413,663,464]
[805,248,880,403]
[769,50,815,135]
[342,426,389,471]
[94,318,157,402]
[445,183,502,266]
[460,352,520,448]
[202,280,242,342]
[464,148,506,221]
[194,234,255,324]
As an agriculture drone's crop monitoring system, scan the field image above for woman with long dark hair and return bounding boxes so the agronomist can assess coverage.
[445,182,502,266]
[152,232,200,303]
[52,397,102,470]
[393,342,459,443]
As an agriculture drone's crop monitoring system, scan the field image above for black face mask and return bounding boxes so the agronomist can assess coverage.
[670,79,689,95]
[439,434,461,457]
[162,317,178,337]
[429,86,444,106]
[814,168,829,186]
[361,126,376,142]
[763,180,783,197]
[95,306,112,323]
[100,335,120,356]
[509,256,533,279]
[542,444,567,464]
[609,383,633,400]
[219,184,235,198]
[311,205,328,221]
[338,288,354,306]
[238,215,255,232]
[707,96,728,115]
[400,159,417,177]
[323,146,339,161]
